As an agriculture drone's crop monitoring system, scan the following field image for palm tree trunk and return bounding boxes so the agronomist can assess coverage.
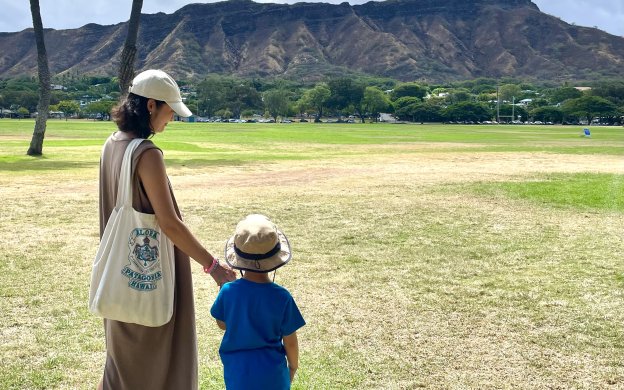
[118,0,144,95]
[27,0,51,156]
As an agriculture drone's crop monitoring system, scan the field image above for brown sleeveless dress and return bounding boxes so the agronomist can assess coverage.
[98,133,198,389]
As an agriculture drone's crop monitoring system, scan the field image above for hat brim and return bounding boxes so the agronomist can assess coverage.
[224,231,291,273]
[168,101,193,117]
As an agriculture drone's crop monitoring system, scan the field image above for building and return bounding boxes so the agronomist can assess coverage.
[378,113,397,123]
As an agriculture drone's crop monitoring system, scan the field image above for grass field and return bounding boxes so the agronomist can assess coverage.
[0,119,623,389]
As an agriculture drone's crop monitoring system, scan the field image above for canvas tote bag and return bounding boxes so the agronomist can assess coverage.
[89,138,175,327]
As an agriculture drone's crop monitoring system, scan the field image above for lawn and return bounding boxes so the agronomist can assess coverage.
[0,119,622,389]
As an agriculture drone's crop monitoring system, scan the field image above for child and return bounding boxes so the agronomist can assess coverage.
[211,214,306,389]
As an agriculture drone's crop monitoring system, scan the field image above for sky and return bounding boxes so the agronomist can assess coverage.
[0,0,623,37]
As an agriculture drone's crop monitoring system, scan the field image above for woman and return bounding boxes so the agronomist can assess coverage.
[97,69,236,389]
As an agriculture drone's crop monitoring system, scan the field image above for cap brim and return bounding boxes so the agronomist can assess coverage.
[224,231,292,273]
[168,101,193,117]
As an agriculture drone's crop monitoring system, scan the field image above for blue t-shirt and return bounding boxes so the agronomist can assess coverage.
[210,278,306,390]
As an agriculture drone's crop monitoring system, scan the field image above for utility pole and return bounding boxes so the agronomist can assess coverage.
[512,96,515,122]
[496,84,500,123]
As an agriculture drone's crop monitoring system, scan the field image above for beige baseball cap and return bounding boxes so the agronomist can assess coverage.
[129,69,192,117]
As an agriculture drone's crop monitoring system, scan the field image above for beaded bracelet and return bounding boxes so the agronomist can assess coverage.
[203,258,218,274]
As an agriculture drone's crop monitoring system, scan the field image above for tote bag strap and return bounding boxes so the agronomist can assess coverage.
[115,138,145,208]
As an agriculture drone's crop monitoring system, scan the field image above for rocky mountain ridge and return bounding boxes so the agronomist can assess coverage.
[0,0,623,82]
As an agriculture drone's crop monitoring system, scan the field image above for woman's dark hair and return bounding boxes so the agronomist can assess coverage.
[111,93,165,139]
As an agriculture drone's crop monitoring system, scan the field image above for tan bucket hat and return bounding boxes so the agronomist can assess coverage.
[224,214,291,273]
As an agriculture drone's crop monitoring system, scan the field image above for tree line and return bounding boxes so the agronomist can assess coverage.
[3,74,623,125]
[15,0,624,155]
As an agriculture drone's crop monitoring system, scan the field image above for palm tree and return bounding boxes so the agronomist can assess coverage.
[118,0,144,95]
[27,0,51,156]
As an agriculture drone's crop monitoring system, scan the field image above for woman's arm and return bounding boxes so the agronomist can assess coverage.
[136,148,235,285]
[283,331,299,382]
[216,320,226,330]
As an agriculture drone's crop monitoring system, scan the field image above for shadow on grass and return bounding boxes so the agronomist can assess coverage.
[0,156,96,172]
[0,157,250,172]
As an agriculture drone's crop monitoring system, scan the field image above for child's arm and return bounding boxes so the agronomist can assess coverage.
[283,331,299,382]
[216,319,226,330]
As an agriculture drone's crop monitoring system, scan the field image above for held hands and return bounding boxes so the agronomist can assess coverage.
[205,259,236,286]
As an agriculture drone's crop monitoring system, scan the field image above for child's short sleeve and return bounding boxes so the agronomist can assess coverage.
[210,286,226,322]
[280,296,305,337]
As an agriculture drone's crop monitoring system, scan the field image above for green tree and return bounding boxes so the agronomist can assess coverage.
[84,100,116,120]
[498,84,522,102]
[215,108,232,120]
[327,78,364,113]
[224,82,262,119]
[443,101,491,122]
[4,77,38,92]
[196,75,228,117]
[546,86,582,104]
[468,79,497,94]
[263,89,290,122]
[391,82,427,101]
[530,98,551,108]
[446,88,473,104]
[590,81,624,105]
[477,92,496,102]
[561,95,618,124]
[393,97,420,113]
[530,106,563,123]
[362,86,390,122]
[57,100,80,120]
[18,107,30,118]
[430,87,448,97]
[300,84,330,121]
[395,101,442,123]
[195,76,262,118]
[9,91,39,112]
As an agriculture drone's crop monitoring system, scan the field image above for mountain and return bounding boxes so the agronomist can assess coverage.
[1,0,623,82]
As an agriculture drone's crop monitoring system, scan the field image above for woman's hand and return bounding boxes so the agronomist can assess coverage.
[210,261,237,286]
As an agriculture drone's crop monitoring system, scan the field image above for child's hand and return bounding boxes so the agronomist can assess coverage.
[210,261,237,286]
[289,366,297,382]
